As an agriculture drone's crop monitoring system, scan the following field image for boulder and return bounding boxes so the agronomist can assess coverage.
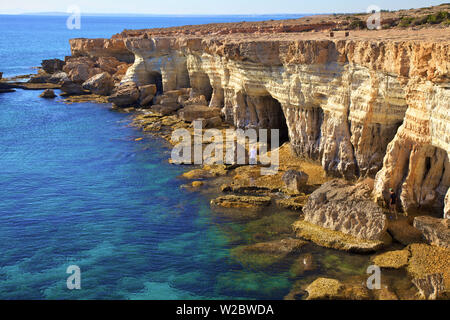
[231,238,307,270]
[282,170,309,193]
[39,89,56,99]
[82,72,114,96]
[48,71,69,84]
[387,218,424,245]
[210,195,271,210]
[41,59,65,74]
[150,104,181,116]
[107,81,140,107]
[414,216,450,249]
[60,79,85,95]
[63,56,96,83]
[178,105,221,122]
[138,84,157,106]
[303,179,389,241]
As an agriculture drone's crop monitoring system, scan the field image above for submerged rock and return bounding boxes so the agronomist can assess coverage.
[182,169,212,180]
[231,238,307,269]
[303,179,389,242]
[371,250,410,269]
[60,80,85,95]
[210,195,271,210]
[289,253,316,277]
[39,89,56,99]
[414,216,450,249]
[276,195,309,211]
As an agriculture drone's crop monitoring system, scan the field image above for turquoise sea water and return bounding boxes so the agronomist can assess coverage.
[0,14,325,300]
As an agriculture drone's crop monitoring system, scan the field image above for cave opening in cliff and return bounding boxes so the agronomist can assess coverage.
[273,99,289,145]
[148,71,163,94]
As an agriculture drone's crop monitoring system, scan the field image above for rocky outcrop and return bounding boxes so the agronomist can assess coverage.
[107,81,140,107]
[68,19,450,217]
[41,59,65,74]
[303,179,389,241]
[69,38,134,63]
[414,216,450,249]
[39,89,56,99]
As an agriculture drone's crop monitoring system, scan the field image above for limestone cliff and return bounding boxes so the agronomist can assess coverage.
[69,25,450,216]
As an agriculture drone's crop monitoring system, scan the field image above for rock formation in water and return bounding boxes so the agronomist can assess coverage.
[60,7,450,218]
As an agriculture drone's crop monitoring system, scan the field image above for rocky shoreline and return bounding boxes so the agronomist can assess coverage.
[1,4,449,300]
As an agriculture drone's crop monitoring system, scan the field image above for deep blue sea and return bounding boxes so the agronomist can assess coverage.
[0,14,373,300]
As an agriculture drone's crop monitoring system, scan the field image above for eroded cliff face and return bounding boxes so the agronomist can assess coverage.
[70,31,450,216]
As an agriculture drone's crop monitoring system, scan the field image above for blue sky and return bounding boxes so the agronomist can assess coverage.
[0,0,445,15]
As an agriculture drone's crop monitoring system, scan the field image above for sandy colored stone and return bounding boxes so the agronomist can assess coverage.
[191,181,204,188]
[182,169,212,180]
[210,195,271,210]
[293,220,387,253]
[406,243,450,293]
[305,278,345,300]
[303,179,389,241]
[372,250,410,269]
[414,216,450,249]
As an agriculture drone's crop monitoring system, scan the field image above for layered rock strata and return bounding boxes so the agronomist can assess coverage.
[69,23,450,216]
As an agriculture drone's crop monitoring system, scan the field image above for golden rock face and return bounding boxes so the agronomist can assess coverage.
[71,24,450,216]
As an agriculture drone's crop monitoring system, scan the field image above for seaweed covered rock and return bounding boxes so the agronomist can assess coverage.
[211,195,271,210]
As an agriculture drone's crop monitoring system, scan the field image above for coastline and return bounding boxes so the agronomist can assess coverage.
[0,5,449,300]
